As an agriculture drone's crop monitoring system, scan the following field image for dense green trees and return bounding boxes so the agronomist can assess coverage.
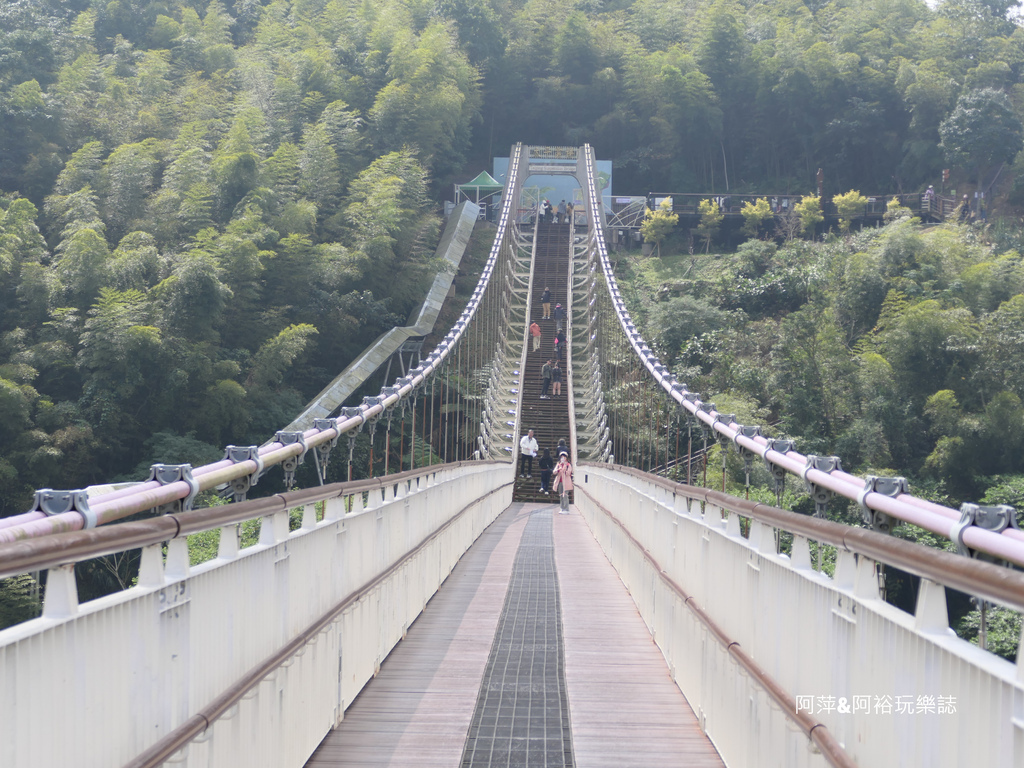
[0,0,1022,523]
[471,0,1024,196]
[633,212,1024,507]
[4,0,1023,217]
[940,87,1024,192]
[0,0,475,516]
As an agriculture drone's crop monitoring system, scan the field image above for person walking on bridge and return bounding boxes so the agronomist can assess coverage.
[541,286,551,319]
[519,429,538,478]
[553,303,565,332]
[554,453,574,513]
[551,360,562,397]
[529,319,542,352]
[538,448,554,494]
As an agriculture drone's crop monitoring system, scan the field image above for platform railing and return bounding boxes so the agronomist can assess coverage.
[646,191,955,219]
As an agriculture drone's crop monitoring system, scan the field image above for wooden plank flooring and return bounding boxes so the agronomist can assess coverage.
[304,503,724,767]
[305,504,532,767]
[554,510,725,768]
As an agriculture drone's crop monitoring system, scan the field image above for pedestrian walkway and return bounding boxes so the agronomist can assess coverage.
[305,503,725,767]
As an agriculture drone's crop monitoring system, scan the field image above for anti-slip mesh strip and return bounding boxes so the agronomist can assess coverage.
[460,508,575,768]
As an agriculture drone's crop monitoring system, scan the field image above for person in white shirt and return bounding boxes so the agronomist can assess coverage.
[519,429,538,477]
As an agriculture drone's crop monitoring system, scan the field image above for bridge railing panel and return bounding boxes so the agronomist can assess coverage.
[575,464,1024,768]
[0,462,512,768]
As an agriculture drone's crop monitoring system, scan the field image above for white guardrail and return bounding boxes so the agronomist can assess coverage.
[575,464,1024,768]
[0,463,512,768]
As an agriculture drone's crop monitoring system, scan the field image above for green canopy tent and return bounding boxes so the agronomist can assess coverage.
[456,171,504,204]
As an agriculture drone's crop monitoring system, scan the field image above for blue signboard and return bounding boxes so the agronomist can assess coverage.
[492,156,613,204]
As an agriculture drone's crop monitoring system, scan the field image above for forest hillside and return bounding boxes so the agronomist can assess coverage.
[0,0,1023,523]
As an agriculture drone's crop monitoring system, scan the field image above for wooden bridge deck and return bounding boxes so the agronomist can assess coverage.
[305,502,724,768]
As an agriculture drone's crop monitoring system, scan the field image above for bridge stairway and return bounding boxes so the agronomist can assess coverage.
[513,222,573,504]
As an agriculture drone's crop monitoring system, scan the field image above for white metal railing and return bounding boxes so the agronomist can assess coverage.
[577,145,1024,567]
[0,462,512,768]
[574,463,1024,768]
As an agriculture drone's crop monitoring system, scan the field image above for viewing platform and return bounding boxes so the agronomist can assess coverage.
[602,191,958,239]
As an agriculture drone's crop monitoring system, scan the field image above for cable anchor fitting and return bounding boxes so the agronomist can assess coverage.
[147,464,199,515]
[274,431,308,489]
[953,504,1019,563]
[29,488,96,529]
[223,445,264,502]
[713,413,736,449]
[763,438,795,496]
[801,455,842,518]
[857,475,907,534]
[362,396,384,441]
[732,425,762,484]
[312,418,341,479]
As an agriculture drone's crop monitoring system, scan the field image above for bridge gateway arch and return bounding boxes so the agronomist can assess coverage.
[1,145,1023,768]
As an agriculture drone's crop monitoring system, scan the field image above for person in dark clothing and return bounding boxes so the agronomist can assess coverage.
[540,359,553,398]
[554,329,566,360]
[538,448,554,494]
[556,438,569,460]
[551,361,562,396]
[553,303,565,332]
[958,194,971,222]
[541,287,551,319]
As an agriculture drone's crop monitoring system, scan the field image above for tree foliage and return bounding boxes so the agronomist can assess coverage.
[639,198,678,254]
[696,198,723,252]
[795,195,824,236]
[740,198,771,237]
[940,88,1024,187]
[0,1,483,520]
[833,190,869,233]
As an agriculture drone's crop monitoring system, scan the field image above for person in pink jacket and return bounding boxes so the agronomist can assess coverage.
[553,453,573,513]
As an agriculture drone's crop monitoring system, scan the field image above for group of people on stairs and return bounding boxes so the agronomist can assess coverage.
[539,199,575,224]
[519,431,574,512]
[533,287,566,371]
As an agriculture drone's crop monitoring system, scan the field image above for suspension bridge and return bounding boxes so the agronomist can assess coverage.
[1,145,1022,768]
